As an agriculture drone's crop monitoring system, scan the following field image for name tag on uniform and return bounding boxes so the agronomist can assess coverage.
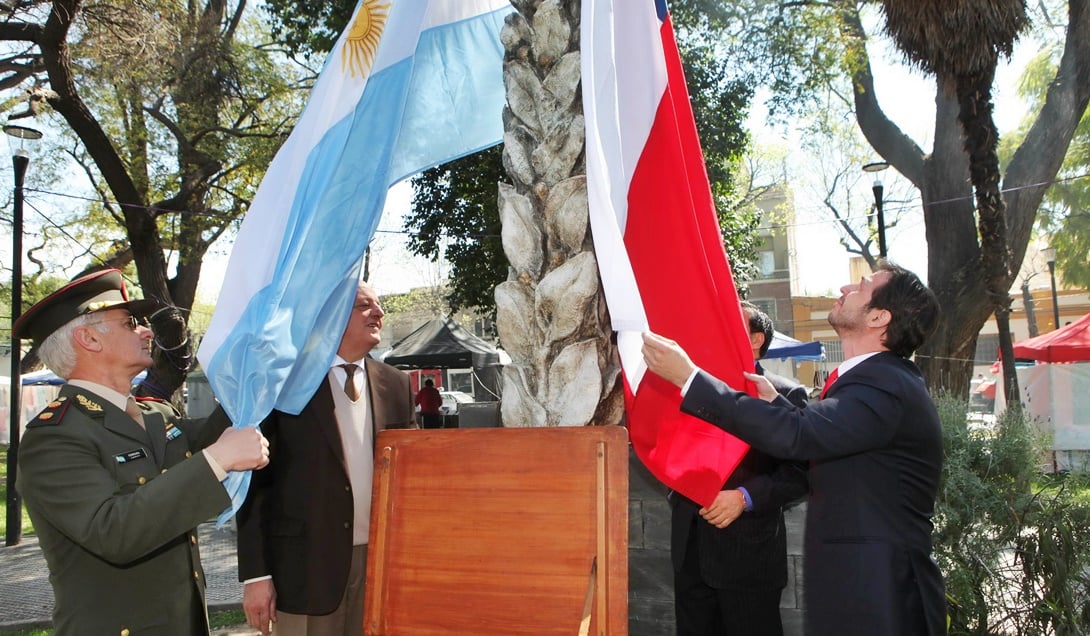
[115,448,148,464]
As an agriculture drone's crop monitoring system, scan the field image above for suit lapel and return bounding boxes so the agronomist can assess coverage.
[313,377,348,472]
[364,359,384,439]
[144,410,167,466]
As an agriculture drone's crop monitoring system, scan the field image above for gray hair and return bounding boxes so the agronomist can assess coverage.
[37,313,108,379]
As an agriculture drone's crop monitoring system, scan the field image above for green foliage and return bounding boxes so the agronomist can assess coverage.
[0,275,69,331]
[933,395,1090,635]
[405,147,508,314]
[1001,42,1090,291]
[0,1,303,342]
[261,0,355,61]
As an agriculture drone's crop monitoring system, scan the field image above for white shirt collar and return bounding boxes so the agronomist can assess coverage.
[835,351,882,379]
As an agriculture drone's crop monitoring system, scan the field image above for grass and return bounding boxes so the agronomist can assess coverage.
[209,609,248,629]
[0,445,35,539]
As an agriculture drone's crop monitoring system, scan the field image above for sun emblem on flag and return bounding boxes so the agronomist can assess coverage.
[343,0,390,78]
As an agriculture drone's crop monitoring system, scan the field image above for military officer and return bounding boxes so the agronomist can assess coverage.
[13,269,270,635]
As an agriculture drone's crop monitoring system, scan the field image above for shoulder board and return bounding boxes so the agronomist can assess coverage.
[72,393,106,417]
[135,396,181,417]
[27,397,72,427]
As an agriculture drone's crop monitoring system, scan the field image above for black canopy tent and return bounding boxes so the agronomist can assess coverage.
[383,317,502,369]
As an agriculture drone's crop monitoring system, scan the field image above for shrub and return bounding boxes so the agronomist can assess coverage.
[934,394,1090,635]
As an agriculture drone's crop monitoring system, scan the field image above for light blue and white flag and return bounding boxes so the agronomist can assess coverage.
[197,0,510,522]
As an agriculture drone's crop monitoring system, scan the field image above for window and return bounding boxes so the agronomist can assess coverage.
[751,299,777,322]
[447,369,474,395]
[759,251,775,278]
[821,340,844,364]
[974,334,1000,364]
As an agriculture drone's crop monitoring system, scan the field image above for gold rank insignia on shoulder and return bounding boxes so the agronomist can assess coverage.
[39,412,54,421]
[76,394,103,412]
[47,400,63,408]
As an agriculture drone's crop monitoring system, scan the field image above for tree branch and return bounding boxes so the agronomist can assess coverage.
[840,2,927,186]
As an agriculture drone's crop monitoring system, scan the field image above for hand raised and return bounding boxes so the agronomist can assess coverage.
[641,331,697,388]
[742,371,778,402]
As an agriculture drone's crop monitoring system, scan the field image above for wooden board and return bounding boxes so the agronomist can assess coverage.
[365,426,629,635]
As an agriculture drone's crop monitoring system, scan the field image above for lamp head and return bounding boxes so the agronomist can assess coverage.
[4,123,43,159]
[1041,246,1057,266]
[863,161,890,187]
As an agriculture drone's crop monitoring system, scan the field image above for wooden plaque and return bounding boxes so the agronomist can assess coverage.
[365,426,629,635]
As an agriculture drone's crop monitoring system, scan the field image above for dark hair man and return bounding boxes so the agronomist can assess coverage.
[670,300,808,635]
[642,262,945,635]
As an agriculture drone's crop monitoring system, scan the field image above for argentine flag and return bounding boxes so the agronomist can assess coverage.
[197,0,510,521]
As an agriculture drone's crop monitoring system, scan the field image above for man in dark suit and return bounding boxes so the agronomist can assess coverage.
[643,262,946,636]
[14,268,270,635]
[238,281,415,636]
[671,301,808,636]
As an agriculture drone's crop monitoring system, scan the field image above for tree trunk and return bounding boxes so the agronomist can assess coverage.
[31,0,256,407]
[954,66,1022,407]
[1022,281,1039,338]
[494,0,624,428]
[845,0,1090,395]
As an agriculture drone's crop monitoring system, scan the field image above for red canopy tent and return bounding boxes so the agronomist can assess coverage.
[1012,312,1090,363]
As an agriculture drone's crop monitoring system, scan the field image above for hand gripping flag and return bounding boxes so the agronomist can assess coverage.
[583,0,755,507]
[197,0,510,523]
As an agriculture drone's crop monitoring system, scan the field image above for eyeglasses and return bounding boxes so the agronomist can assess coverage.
[85,315,145,331]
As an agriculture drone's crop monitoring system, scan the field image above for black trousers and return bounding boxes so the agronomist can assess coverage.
[674,519,784,636]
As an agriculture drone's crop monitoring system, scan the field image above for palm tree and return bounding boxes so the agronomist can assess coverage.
[494,0,624,427]
[877,0,1029,403]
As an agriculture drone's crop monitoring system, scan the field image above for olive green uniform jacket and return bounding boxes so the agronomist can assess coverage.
[16,384,232,635]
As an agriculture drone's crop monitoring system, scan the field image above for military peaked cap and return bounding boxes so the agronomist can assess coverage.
[12,269,161,347]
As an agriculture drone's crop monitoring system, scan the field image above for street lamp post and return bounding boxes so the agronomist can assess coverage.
[863,161,891,258]
[4,123,42,547]
[1041,246,1061,331]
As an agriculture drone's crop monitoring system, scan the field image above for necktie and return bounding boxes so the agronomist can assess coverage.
[820,368,839,399]
[125,397,146,429]
[341,363,361,401]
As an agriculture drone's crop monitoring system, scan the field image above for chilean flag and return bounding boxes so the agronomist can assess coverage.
[583,0,754,506]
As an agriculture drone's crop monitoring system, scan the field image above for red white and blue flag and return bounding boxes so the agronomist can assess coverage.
[583,0,754,506]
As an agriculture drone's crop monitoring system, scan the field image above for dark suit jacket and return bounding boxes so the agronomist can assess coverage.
[682,352,946,636]
[670,366,808,590]
[236,358,414,616]
[16,386,232,635]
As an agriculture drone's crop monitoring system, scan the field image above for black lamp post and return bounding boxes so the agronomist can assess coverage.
[1041,246,1060,331]
[863,161,891,258]
[5,123,42,547]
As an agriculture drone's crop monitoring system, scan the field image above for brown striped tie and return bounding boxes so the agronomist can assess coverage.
[341,363,361,401]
